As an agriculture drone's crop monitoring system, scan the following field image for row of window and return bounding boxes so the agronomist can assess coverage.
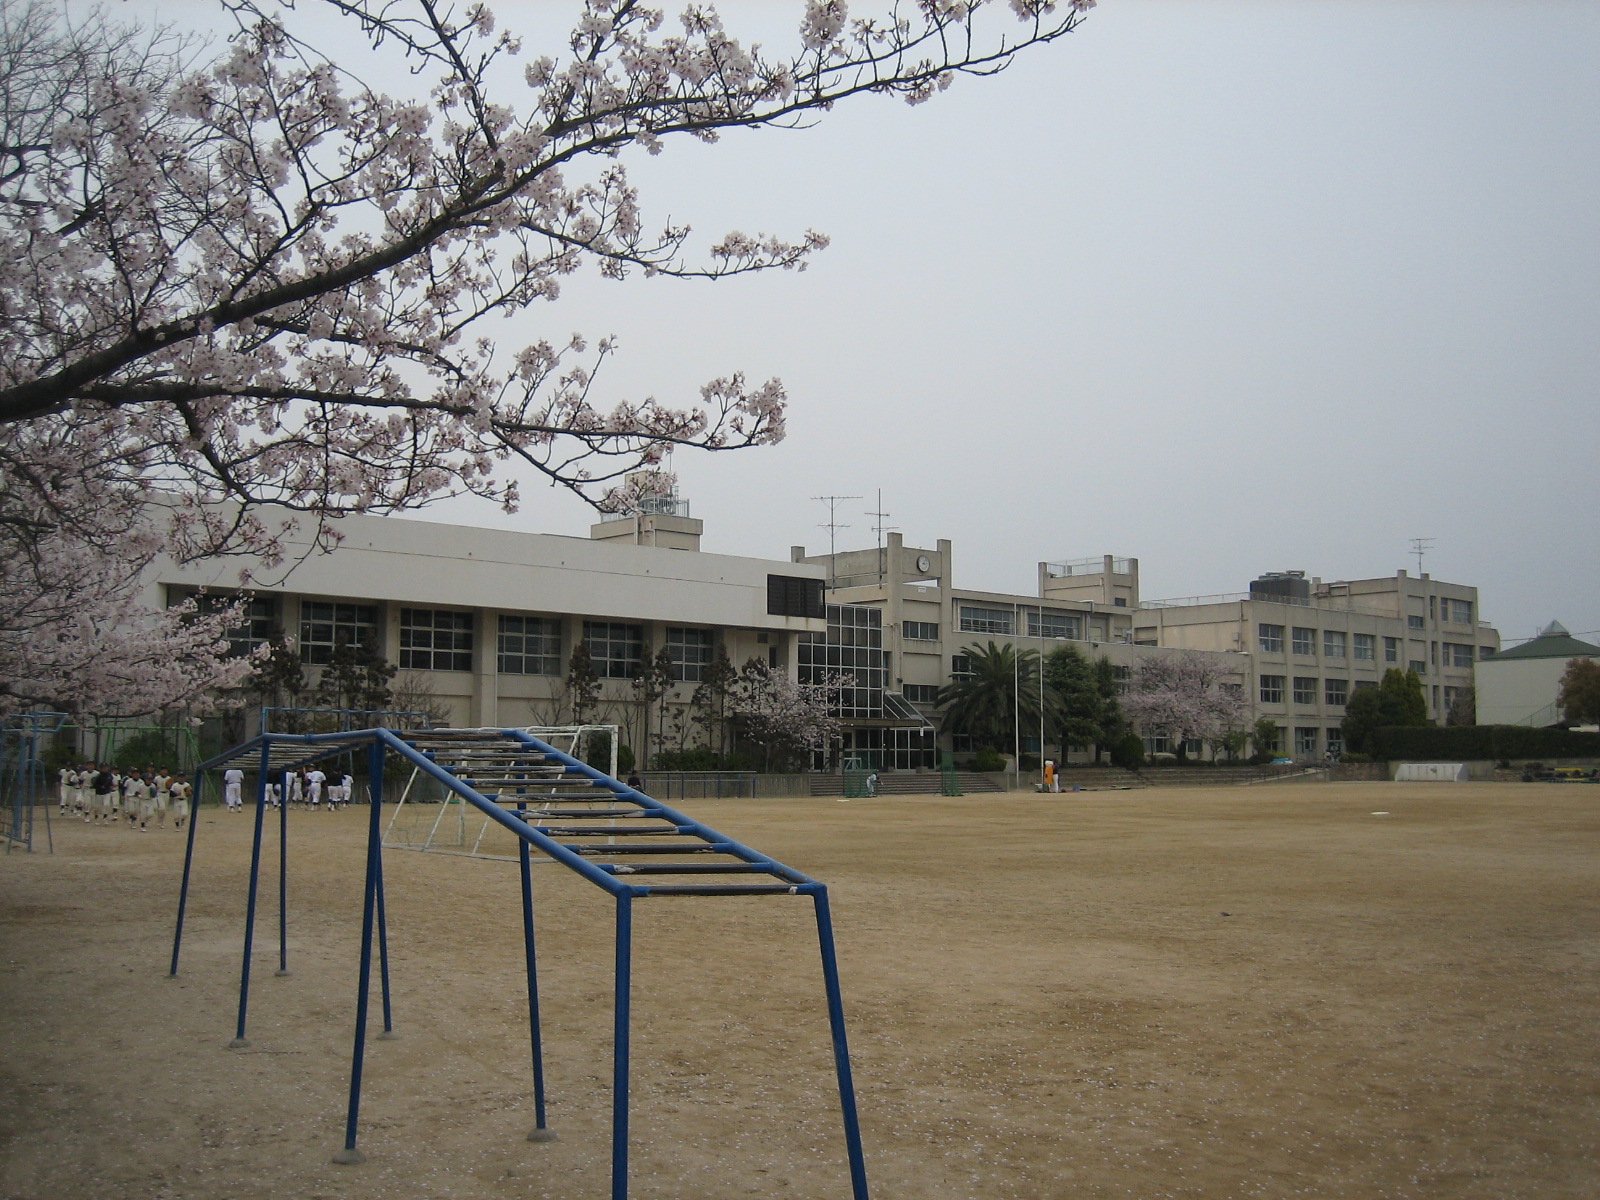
[1258,624,1385,661]
[957,606,1088,641]
[268,598,716,681]
[1259,674,1377,707]
[1258,624,1488,668]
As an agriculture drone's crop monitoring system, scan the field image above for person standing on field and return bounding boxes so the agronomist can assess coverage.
[223,767,245,812]
[307,766,325,810]
[170,776,192,830]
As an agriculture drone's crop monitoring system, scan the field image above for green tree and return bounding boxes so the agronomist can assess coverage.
[312,636,395,719]
[1558,658,1600,725]
[630,643,676,768]
[937,642,1061,756]
[565,640,601,725]
[1044,645,1104,754]
[690,647,738,762]
[1378,668,1429,727]
[1341,686,1384,755]
[1091,657,1127,763]
[1253,717,1282,760]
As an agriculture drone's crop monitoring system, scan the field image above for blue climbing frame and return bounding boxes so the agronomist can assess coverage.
[171,726,870,1199]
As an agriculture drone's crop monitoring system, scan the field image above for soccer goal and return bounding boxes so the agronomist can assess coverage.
[382,725,621,860]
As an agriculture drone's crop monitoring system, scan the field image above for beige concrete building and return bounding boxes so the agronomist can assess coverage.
[149,504,1503,770]
[155,504,828,741]
[1126,563,1499,757]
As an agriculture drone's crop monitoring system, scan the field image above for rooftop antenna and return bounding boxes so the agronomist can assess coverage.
[1409,536,1435,576]
[813,495,861,587]
[867,489,897,586]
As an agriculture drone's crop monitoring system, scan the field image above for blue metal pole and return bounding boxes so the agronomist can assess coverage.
[230,745,273,1048]
[518,802,553,1141]
[375,831,395,1038]
[612,894,633,1200]
[169,771,205,977]
[814,888,870,1200]
[276,769,290,977]
[333,739,385,1165]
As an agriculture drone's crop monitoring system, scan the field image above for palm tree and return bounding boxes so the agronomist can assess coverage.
[937,642,1061,754]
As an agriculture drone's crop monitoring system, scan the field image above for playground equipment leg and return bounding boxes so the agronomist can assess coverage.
[814,889,870,1200]
[230,746,273,1048]
[169,771,204,977]
[276,771,290,977]
[375,840,396,1039]
[518,803,554,1141]
[333,740,386,1165]
[612,894,633,1200]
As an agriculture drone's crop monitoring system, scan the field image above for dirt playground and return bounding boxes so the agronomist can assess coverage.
[1,781,1597,1200]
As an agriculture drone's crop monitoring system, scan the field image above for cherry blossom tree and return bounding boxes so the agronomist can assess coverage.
[1121,651,1249,764]
[729,658,845,771]
[0,0,1097,717]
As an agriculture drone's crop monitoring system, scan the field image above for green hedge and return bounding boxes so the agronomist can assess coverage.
[1367,725,1600,761]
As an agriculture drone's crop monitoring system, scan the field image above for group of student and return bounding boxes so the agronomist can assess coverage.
[58,764,193,831]
[221,765,358,812]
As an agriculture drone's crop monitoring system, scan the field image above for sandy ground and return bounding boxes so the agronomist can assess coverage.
[2,782,1598,1200]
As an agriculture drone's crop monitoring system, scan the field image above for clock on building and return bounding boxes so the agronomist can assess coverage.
[915,554,931,574]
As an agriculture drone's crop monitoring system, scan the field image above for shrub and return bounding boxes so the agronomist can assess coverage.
[1019,752,1040,771]
[971,746,1006,772]
[1339,751,1371,764]
[1367,725,1600,761]
[651,747,721,772]
[1109,733,1145,771]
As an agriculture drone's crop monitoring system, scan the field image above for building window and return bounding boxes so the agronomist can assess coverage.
[766,574,825,620]
[1258,623,1284,653]
[1352,633,1375,662]
[902,684,940,704]
[1326,728,1344,757]
[666,627,713,682]
[1293,677,1317,705]
[399,609,473,672]
[1447,598,1474,625]
[1480,645,1496,660]
[1295,727,1318,756]
[798,605,886,720]
[1409,660,1426,676]
[1324,678,1348,707]
[1323,630,1347,659]
[902,620,939,641]
[1292,627,1315,656]
[498,615,561,676]
[300,601,380,666]
[951,654,972,678]
[1443,642,1474,668]
[583,621,644,678]
[1408,614,1425,629]
[1029,609,1082,640]
[1354,679,1378,690]
[959,606,1013,635]
[180,590,280,657]
[1259,674,1285,704]
[1384,637,1400,663]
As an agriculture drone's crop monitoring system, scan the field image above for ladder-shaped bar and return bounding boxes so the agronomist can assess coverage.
[175,726,870,1200]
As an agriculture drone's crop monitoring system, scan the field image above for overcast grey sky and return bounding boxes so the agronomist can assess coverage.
[164,1,1600,646]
